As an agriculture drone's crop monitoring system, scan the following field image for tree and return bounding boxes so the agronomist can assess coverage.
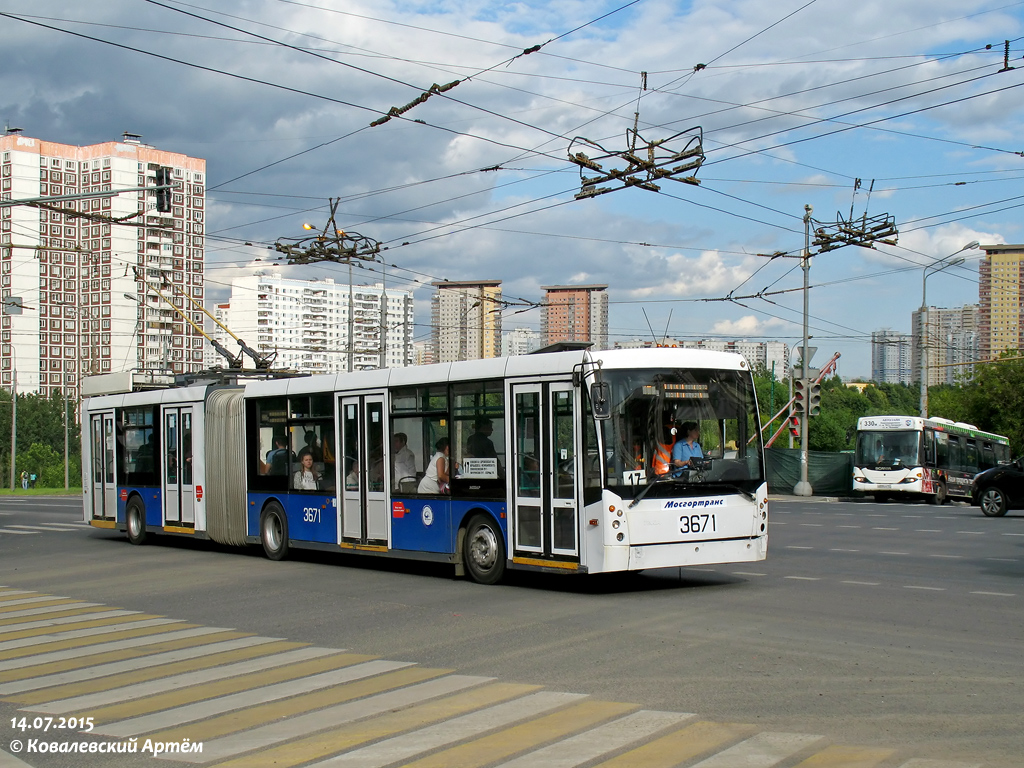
[0,390,81,487]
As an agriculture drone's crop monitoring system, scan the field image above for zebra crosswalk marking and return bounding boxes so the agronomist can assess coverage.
[400,699,638,768]
[0,610,148,637]
[0,528,37,535]
[690,731,825,767]
[9,640,312,705]
[0,603,107,624]
[791,744,895,767]
[208,683,539,768]
[897,760,984,768]
[7,524,81,532]
[0,628,251,683]
[591,720,757,767]
[0,617,180,653]
[0,598,91,616]
[0,619,192,661]
[0,589,34,598]
[492,710,695,768]
[144,663,446,746]
[0,595,67,608]
[23,647,352,714]
[95,659,421,739]
[171,674,499,765]
[0,747,34,768]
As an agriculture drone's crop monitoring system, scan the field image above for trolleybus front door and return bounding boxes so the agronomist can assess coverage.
[340,394,388,545]
[89,412,116,521]
[161,407,195,527]
[511,382,579,561]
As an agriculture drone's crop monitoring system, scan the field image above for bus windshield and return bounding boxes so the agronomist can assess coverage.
[600,367,764,498]
[856,430,921,468]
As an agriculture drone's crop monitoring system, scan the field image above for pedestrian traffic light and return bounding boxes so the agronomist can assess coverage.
[793,379,807,414]
[809,381,822,417]
[155,166,172,213]
[789,415,800,437]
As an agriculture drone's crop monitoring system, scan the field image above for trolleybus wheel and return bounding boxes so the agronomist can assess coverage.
[929,481,947,506]
[980,487,1008,517]
[463,514,505,585]
[126,497,148,546]
[260,502,290,560]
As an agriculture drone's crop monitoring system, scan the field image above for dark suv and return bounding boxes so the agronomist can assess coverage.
[971,458,1024,516]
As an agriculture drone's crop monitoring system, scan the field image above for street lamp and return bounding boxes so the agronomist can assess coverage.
[920,241,980,417]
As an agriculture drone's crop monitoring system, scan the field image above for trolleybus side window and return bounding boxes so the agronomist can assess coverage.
[946,435,962,472]
[452,380,505,483]
[391,384,448,495]
[120,406,158,486]
[965,439,979,474]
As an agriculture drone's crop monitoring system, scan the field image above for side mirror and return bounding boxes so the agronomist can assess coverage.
[590,381,611,420]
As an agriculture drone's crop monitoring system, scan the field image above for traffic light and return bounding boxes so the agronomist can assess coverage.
[155,166,172,213]
[808,381,822,417]
[793,378,807,414]
[789,415,800,437]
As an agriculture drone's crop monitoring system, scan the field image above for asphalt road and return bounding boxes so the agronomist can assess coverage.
[0,494,1021,767]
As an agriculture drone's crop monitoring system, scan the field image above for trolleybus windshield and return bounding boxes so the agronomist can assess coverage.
[600,367,764,499]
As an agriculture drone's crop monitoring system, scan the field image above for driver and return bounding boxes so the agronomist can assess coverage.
[672,421,704,475]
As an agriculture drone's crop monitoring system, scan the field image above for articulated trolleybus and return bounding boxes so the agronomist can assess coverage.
[853,415,1010,504]
[83,348,768,584]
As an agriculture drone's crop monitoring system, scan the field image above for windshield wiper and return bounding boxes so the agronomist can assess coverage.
[627,475,678,508]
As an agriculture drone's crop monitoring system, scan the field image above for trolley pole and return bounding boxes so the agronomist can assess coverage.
[793,204,814,497]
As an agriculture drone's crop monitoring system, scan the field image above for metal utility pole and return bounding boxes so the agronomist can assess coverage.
[64,391,70,490]
[794,205,814,497]
[379,261,387,370]
[348,261,354,373]
[9,346,16,491]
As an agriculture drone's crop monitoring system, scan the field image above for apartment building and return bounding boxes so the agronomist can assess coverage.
[979,244,1024,361]
[871,330,913,384]
[502,326,541,357]
[910,304,979,386]
[216,272,414,373]
[0,130,205,397]
[540,284,608,350]
[430,280,502,363]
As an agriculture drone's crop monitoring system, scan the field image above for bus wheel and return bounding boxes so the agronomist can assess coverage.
[126,497,148,546]
[260,503,290,560]
[930,482,947,506]
[463,515,505,585]
[980,488,1008,517]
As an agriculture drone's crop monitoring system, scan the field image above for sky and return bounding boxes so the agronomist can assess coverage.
[1,0,1023,378]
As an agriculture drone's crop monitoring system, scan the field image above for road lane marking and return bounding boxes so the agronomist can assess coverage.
[495,710,694,768]
[732,572,767,577]
[838,525,861,529]
[842,581,880,586]
[786,546,813,550]
[207,682,538,768]
[928,554,962,559]
[969,591,1015,597]
[169,674,506,764]
[691,731,824,767]
[791,744,894,767]
[784,577,820,581]
[879,551,909,556]
[24,647,350,713]
[0,529,38,535]
[872,527,899,531]
[96,659,420,738]
[6,524,82,532]
[897,759,983,768]
[904,586,945,591]
[591,720,755,768]
[799,524,823,527]
[829,549,860,552]
[0,636,279,695]
[956,531,984,535]
[915,529,942,533]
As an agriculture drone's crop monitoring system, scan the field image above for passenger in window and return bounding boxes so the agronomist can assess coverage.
[265,434,291,475]
[303,430,323,462]
[292,448,320,491]
[465,419,497,459]
[392,433,417,488]
[418,437,451,494]
[345,460,359,490]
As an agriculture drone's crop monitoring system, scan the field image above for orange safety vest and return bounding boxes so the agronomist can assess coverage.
[653,438,675,475]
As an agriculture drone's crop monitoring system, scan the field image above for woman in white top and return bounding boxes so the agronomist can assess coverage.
[292,449,320,491]
[417,437,451,494]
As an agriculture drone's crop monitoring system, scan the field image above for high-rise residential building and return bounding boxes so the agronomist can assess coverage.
[540,284,608,350]
[218,273,414,373]
[431,280,502,363]
[871,330,913,384]
[911,304,979,386]
[0,130,205,397]
[979,244,1024,361]
[502,326,541,357]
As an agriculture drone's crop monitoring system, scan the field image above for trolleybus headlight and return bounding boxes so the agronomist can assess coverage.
[612,520,620,529]
[616,509,623,517]
[853,475,867,483]
[616,532,624,541]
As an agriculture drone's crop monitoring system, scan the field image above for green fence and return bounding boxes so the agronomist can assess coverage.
[766,448,853,496]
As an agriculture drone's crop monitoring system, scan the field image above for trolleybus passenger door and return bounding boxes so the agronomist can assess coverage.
[511,382,580,561]
[340,394,388,545]
[162,407,195,527]
[89,412,116,521]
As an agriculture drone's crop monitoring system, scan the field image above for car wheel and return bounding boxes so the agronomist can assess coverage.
[462,514,506,585]
[260,502,290,560]
[930,481,947,506]
[980,487,1008,517]
[126,497,148,545]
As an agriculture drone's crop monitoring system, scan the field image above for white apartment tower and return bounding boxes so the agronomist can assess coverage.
[220,273,414,373]
[0,131,205,397]
[871,330,913,384]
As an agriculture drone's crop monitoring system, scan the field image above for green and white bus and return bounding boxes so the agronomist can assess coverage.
[854,415,1010,504]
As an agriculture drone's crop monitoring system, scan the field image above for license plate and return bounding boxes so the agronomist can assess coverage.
[878,484,892,489]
